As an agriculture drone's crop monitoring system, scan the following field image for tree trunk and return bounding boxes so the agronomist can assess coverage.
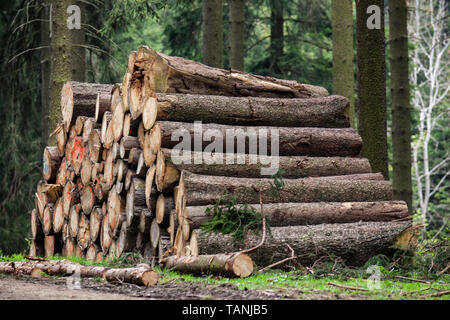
[202,0,224,68]
[229,0,245,71]
[179,171,393,206]
[356,0,388,179]
[155,94,350,128]
[160,148,371,178]
[332,0,355,128]
[389,0,412,211]
[269,0,284,76]
[162,252,253,278]
[134,46,328,98]
[43,146,61,183]
[186,200,409,229]
[41,0,51,147]
[160,121,362,157]
[192,221,412,267]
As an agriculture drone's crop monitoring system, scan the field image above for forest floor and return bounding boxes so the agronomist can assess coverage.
[0,255,449,300]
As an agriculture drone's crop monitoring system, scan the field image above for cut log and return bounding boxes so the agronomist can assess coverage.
[155,194,174,228]
[126,177,146,227]
[135,231,146,252]
[111,101,125,142]
[143,122,161,166]
[142,96,158,130]
[31,209,44,241]
[88,129,103,163]
[80,185,96,215]
[191,221,412,267]
[107,186,126,236]
[155,149,180,192]
[158,235,171,261]
[44,235,61,257]
[101,111,112,144]
[86,243,101,262]
[102,263,158,287]
[162,252,253,278]
[68,136,86,175]
[179,171,393,206]
[124,169,135,191]
[134,46,328,98]
[128,147,142,167]
[56,158,69,185]
[68,204,81,238]
[156,94,349,127]
[94,177,106,201]
[80,156,92,185]
[0,260,158,286]
[120,136,140,159]
[52,198,65,233]
[160,148,372,178]
[77,214,91,251]
[62,181,79,218]
[186,201,410,229]
[122,72,132,112]
[159,121,363,157]
[123,112,140,137]
[139,207,154,234]
[42,203,54,236]
[145,165,157,209]
[95,89,113,123]
[109,84,122,115]
[100,213,112,255]
[74,116,88,136]
[116,222,137,256]
[90,206,103,244]
[150,218,160,251]
[82,117,100,142]
[103,150,116,191]
[168,210,178,246]
[61,82,113,132]
[64,238,77,257]
[43,146,61,183]
[55,124,67,157]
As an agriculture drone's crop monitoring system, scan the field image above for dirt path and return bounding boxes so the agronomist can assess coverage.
[0,273,364,300]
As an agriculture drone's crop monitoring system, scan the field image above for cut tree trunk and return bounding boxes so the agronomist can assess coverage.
[102,263,158,286]
[155,150,180,192]
[134,46,328,98]
[179,171,393,206]
[192,221,412,267]
[89,206,102,243]
[43,146,61,182]
[31,209,44,241]
[77,214,91,250]
[186,201,410,229]
[159,121,362,157]
[61,82,113,132]
[126,177,146,227]
[160,148,372,178]
[162,252,253,278]
[52,198,65,233]
[156,94,350,127]
[155,194,174,227]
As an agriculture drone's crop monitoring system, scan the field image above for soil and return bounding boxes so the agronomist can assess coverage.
[0,273,365,300]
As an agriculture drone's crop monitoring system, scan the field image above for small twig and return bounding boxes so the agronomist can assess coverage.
[393,275,431,284]
[24,255,47,261]
[328,282,369,292]
[420,290,450,298]
[240,191,266,255]
[258,245,297,273]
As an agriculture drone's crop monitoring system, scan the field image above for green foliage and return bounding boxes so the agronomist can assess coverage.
[201,194,270,244]
[269,169,285,198]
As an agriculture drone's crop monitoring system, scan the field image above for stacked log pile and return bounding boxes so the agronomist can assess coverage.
[29,46,412,274]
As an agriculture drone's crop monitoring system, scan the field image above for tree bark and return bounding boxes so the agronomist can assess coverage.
[186,200,409,229]
[43,146,61,183]
[61,81,113,132]
[163,252,253,278]
[389,0,412,211]
[179,171,393,206]
[202,0,224,68]
[332,0,355,128]
[269,0,284,76]
[134,46,328,98]
[160,121,362,157]
[229,0,245,71]
[155,94,350,128]
[192,221,412,267]
[160,148,371,178]
[356,0,388,179]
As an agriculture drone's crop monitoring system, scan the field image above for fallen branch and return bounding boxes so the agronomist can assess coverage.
[392,275,430,284]
[437,263,450,276]
[240,192,267,255]
[259,245,297,273]
[327,282,369,292]
[419,290,450,298]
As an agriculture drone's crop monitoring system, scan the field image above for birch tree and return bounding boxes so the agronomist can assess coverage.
[409,0,449,234]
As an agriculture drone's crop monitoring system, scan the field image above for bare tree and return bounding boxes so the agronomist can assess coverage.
[409,0,449,234]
